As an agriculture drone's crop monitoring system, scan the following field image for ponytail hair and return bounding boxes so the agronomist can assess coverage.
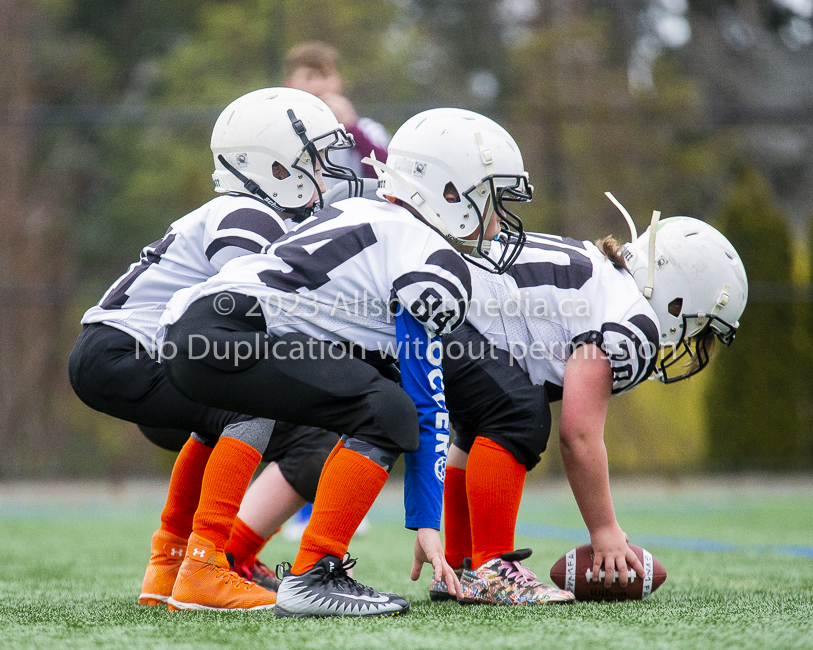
[595,235,628,270]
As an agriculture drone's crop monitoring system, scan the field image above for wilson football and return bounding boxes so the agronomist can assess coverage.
[549,543,666,602]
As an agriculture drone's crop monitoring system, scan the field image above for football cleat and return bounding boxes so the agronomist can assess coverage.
[139,529,187,606]
[167,533,276,611]
[231,556,281,593]
[458,549,575,606]
[274,555,409,618]
[429,564,466,602]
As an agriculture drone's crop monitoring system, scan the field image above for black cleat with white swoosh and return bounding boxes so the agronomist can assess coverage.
[274,555,409,618]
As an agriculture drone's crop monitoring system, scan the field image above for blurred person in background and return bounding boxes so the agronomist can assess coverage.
[283,41,389,181]
[429,216,748,606]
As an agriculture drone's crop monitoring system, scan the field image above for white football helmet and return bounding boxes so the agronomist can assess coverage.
[623,216,748,382]
[363,108,532,274]
[211,88,359,219]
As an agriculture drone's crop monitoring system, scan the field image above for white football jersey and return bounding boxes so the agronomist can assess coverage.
[82,194,288,351]
[160,198,472,350]
[467,232,660,394]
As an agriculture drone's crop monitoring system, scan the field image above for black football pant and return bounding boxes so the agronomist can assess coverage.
[162,292,419,460]
[68,323,338,501]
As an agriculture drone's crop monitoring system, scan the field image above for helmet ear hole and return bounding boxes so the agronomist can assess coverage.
[443,182,461,203]
[272,162,290,180]
[668,297,683,317]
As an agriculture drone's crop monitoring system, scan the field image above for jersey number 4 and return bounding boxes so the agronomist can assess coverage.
[257,223,378,292]
[101,232,176,309]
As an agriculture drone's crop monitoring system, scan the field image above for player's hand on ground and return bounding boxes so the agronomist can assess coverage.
[411,528,461,597]
[589,525,645,588]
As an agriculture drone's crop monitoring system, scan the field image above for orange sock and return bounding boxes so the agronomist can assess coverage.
[443,465,471,568]
[192,436,262,552]
[224,516,267,567]
[159,437,214,539]
[467,437,526,568]
[292,447,388,574]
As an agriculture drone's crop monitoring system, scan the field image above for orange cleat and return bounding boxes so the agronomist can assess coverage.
[167,533,276,611]
[139,529,188,606]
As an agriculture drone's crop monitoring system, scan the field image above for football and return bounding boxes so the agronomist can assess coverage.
[549,543,667,602]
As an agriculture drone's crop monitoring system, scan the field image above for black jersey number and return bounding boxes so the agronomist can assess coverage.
[411,287,457,333]
[257,223,378,292]
[507,236,593,291]
[101,232,177,309]
[608,340,634,383]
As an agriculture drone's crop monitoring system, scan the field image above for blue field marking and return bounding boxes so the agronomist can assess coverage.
[516,522,813,558]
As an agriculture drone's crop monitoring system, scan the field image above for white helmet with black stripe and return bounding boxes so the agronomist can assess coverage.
[211,88,359,220]
[363,108,532,274]
[622,216,748,382]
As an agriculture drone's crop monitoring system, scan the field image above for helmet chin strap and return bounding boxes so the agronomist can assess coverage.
[217,154,314,221]
[644,210,661,299]
[361,153,486,253]
[603,192,660,299]
[604,192,638,241]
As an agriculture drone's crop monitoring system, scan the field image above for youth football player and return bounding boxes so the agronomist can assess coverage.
[431,215,747,605]
[68,87,359,608]
[156,107,532,616]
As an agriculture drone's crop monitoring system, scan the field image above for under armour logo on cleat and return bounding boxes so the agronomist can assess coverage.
[170,548,183,557]
[192,548,206,558]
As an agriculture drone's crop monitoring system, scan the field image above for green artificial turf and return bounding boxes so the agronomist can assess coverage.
[1,480,811,650]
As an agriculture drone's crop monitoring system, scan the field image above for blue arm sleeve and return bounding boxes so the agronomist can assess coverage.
[396,310,449,530]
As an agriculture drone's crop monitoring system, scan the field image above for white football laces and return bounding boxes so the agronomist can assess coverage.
[585,568,638,583]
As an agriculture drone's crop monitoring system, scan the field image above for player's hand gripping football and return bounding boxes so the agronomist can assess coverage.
[411,528,461,597]
[589,524,646,589]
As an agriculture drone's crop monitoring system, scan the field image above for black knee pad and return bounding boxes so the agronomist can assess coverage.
[137,426,191,452]
[277,449,330,503]
[476,428,548,471]
[265,424,340,503]
[137,426,219,451]
[360,376,419,454]
[343,438,398,472]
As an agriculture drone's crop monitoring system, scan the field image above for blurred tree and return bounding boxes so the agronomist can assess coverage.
[680,0,813,232]
[0,0,187,477]
[706,164,803,468]
[796,215,813,468]
[77,0,408,285]
[0,1,90,477]
[63,0,200,92]
[505,8,732,240]
[409,0,509,107]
